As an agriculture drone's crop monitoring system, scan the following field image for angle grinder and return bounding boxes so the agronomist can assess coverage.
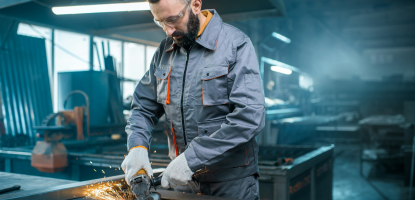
[130,169,162,200]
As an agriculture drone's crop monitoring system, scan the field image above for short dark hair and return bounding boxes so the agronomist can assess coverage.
[147,0,191,4]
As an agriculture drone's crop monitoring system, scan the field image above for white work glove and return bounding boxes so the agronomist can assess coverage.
[121,147,153,186]
[161,153,194,189]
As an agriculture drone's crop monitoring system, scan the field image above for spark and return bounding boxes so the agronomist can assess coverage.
[154,150,156,153]
[85,182,136,200]
[94,169,97,172]
[90,161,93,164]
[110,166,112,168]
[102,170,105,174]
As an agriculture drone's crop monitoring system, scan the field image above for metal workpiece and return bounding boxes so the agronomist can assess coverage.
[0,175,127,200]
[0,172,76,196]
[79,190,240,200]
[1,174,238,200]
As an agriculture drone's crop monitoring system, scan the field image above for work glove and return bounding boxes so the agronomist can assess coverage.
[121,147,153,186]
[161,153,194,189]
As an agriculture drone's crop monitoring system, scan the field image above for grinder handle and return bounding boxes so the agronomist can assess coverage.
[152,176,162,187]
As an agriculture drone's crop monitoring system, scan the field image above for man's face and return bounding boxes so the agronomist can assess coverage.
[150,0,200,48]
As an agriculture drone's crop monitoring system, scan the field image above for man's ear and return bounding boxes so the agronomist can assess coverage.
[191,0,202,15]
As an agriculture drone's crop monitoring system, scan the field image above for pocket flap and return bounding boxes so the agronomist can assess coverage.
[154,66,172,80]
[201,65,228,81]
[198,117,227,136]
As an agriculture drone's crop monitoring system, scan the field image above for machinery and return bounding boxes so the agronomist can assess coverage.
[130,169,162,200]
[31,88,125,173]
[31,90,90,173]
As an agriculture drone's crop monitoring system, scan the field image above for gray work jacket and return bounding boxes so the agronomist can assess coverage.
[126,10,265,182]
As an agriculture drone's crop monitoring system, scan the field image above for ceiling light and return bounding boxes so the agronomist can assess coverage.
[272,32,291,44]
[271,66,292,75]
[52,2,150,15]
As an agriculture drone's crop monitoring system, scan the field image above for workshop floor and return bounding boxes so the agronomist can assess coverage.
[326,142,412,200]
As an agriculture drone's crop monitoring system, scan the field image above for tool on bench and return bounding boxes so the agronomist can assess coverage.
[0,185,21,194]
[130,169,162,200]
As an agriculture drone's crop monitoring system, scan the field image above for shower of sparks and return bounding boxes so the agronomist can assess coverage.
[85,182,136,200]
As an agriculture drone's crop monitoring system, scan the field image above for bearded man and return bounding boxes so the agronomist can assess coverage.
[121,0,265,199]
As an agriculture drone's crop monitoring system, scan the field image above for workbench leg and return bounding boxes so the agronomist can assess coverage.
[5,158,11,172]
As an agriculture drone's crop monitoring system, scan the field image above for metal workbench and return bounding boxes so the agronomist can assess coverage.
[1,142,334,200]
[258,145,334,200]
[358,115,413,177]
[0,174,238,200]
[0,172,76,197]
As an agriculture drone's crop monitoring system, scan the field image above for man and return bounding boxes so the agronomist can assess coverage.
[121,0,265,199]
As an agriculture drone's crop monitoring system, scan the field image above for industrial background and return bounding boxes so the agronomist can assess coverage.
[0,0,415,199]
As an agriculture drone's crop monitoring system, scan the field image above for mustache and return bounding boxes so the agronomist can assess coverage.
[171,31,185,38]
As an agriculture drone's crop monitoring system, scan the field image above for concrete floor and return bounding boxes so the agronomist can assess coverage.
[329,142,413,200]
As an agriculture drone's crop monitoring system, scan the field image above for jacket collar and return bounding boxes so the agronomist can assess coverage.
[195,9,222,51]
[165,9,222,52]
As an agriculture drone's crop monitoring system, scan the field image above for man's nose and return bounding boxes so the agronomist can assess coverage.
[165,26,176,37]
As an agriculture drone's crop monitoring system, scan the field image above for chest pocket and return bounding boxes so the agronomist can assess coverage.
[154,66,172,104]
[201,65,229,106]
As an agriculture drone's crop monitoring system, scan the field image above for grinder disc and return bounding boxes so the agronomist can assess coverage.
[138,192,161,200]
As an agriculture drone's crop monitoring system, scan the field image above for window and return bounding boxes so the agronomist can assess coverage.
[54,30,90,111]
[54,30,90,72]
[93,37,123,73]
[18,24,158,111]
[123,42,145,100]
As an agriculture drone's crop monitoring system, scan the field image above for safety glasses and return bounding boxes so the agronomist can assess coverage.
[153,1,190,29]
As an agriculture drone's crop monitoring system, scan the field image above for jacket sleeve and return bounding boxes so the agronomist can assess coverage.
[184,34,266,172]
[126,44,165,151]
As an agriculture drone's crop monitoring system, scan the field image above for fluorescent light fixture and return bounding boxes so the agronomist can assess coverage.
[52,2,150,15]
[271,66,292,75]
[272,32,291,44]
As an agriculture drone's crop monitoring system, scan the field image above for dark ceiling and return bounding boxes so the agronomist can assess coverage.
[0,0,286,36]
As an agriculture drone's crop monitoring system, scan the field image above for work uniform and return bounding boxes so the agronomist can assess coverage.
[126,9,265,199]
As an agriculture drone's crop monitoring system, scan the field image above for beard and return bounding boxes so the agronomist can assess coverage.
[170,9,200,49]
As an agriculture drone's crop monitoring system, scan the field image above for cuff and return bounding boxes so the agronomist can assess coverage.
[184,144,203,172]
[127,135,150,151]
[129,146,147,151]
